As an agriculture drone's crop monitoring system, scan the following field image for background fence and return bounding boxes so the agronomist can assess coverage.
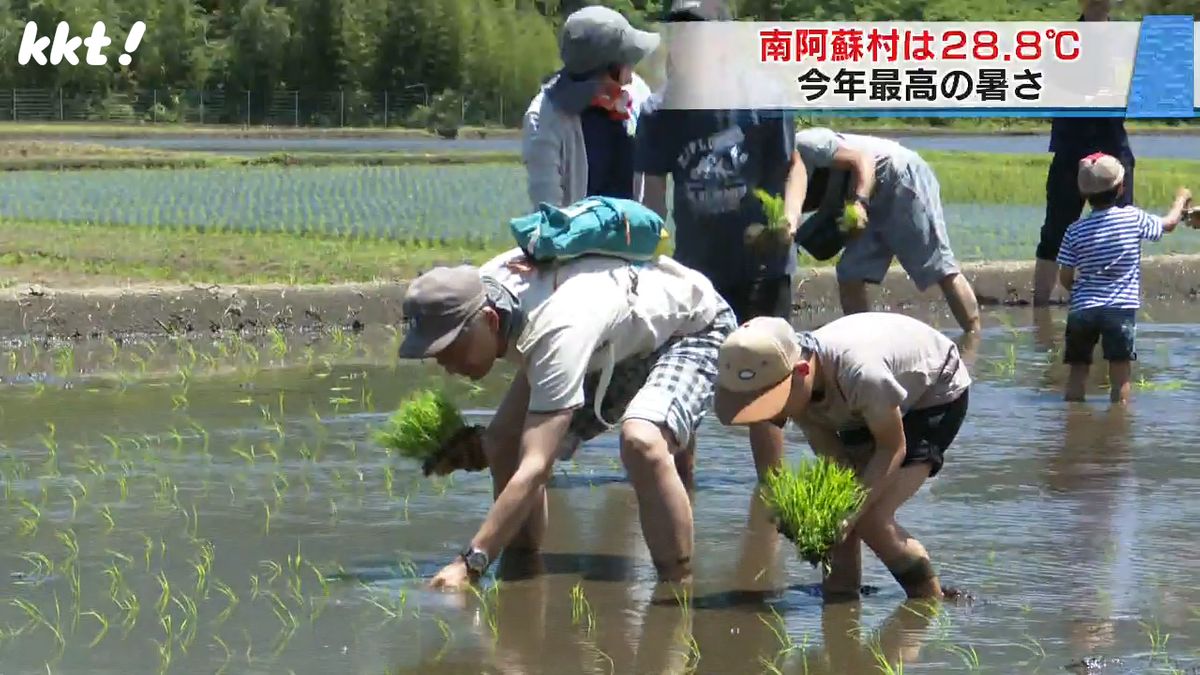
[0,87,520,129]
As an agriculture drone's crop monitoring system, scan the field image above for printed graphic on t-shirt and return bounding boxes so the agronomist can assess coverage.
[677,125,750,217]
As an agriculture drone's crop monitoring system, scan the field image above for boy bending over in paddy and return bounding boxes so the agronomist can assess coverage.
[1056,152,1194,404]
[397,249,736,589]
[713,313,970,602]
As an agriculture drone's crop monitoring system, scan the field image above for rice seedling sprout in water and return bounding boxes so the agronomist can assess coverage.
[374,389,466,463]
[760,458,866,570]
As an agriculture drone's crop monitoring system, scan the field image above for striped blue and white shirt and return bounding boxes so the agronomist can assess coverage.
[1057,205,1164,311]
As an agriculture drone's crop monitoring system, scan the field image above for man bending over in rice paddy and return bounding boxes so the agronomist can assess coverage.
[397,249,737,590]
[712,313,971,602]
[791,127,981,334]
[1056,153,1193,404]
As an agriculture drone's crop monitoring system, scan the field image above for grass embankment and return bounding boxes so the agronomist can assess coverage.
[0,219,500,287]
[927,151,1200,206]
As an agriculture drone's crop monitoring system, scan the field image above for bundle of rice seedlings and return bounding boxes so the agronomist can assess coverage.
[760,457,867,569]
[374,389,466,463]
[840,201,866,237]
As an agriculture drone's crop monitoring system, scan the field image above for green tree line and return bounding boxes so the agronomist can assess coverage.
[0,0,1191,127]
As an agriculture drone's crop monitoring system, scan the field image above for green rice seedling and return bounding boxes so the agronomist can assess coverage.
[213,580,239,625]
[18,499,41,536]
[82,610,109,648]
[569,581,595,634]
[867,636,904,675]
[268,328,288,359]
[363,585,407,622]
[262,501,272,534]
[944,644,981,670]
[1016,633,1046,664]
[213,634,233,673]
[1141,620,1170,657]
[433,617,453,663]
[374,389,467,464]
[470,581,502,642]
[757,606,798,671]
[670,585,701,673]
[760,459,866,570]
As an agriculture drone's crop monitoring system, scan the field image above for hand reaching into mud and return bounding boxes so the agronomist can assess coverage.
[422,424,488,477]
[744,222,794,257]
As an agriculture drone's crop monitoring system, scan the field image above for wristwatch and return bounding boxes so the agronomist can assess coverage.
[853,193,871,207]
[460,546,489,577]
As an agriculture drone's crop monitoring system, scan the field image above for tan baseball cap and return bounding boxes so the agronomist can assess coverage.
[1078,152,1125,196]
[397,265,486,359]
[714,316,803,425]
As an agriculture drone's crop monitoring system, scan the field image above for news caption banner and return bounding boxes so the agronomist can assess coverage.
[661,17,1196,118]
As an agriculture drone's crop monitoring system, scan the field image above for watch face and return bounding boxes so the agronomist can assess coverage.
[465,550,488,572]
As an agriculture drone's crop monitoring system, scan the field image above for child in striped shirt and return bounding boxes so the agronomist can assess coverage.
[1056,152,1193,404]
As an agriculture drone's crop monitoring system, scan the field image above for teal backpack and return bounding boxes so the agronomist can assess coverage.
[508,196,673,264]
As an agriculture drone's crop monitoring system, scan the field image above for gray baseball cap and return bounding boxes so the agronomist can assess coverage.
[664,0,732,21]
[397,265,486,359]
[560,6,660,76]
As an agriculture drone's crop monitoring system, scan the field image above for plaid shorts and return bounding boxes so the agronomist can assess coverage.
[563,302,738,456]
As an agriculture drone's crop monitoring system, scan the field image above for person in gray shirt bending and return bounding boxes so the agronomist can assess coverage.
[793,127,981,334]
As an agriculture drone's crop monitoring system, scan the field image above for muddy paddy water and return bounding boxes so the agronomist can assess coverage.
[0,305,1198,674]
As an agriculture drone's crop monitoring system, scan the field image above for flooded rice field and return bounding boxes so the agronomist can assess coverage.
[69,132,1200,161]
[0,305,1198,674]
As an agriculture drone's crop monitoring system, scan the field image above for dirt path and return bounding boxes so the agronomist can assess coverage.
[3,256,1199,340]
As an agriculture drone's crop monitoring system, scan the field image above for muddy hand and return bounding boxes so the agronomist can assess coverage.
[422,424,488,477]
[744,222,793,257]
[429,559,474,591]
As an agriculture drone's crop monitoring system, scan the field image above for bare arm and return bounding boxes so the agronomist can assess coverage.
[797,420,847,462]
[482,370,532,461]
[782,150,808,235]
[830,144,876,201]
[1161,187,1192,232]
[470,409,572,561]
[856,405,907,515]
[642,174,669,220]
[1059,266,1075,293]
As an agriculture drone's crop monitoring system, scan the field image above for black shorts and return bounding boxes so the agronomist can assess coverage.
[1036,152,1135,262]
[1064,307,1137,364]
[715,275,793,324]
[836,389,969,479]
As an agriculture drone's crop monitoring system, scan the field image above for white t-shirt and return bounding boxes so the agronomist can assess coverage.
[480,249,722,413]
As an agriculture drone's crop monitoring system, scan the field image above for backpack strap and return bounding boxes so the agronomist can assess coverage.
[591,341,618,430]
[589,266,639,431]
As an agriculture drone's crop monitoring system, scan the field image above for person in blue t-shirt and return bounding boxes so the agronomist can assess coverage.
[1056,153,1192,404]
[1034,0,1135,306]
[635,0,808,482]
